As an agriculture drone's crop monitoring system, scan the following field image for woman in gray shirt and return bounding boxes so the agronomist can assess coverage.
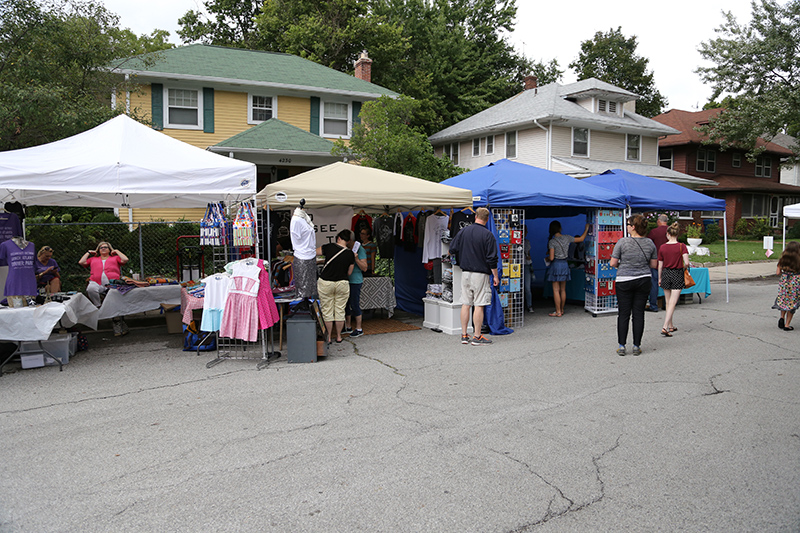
[610,214,657,356]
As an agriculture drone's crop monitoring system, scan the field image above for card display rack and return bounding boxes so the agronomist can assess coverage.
[584,209,624,316]
[492,208,525,329]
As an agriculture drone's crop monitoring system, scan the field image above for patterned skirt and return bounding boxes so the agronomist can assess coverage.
[772,271,800,312]
[293,257,318,299]
[660,267,685,291]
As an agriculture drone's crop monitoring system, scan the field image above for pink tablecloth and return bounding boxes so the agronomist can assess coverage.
[180,287,204,325]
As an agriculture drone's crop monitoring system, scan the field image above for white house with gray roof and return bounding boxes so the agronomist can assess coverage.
[429,77,715,187]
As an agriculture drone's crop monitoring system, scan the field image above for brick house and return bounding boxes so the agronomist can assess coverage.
[652,109,800,235]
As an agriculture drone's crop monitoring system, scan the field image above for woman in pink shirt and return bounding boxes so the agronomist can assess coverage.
[79,241,129,335]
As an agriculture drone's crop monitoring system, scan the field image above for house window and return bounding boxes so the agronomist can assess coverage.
[323,102,350,136]
[473,138,480,157]
[443,143,459,165]
[608,101,617,113]
[573,128,589,157]
[696,149,716,173]
[659,148,673,169]
[598,99,606,112]
[486,135,494,155]
[626,134,640,161]
[755,156,771,177]
[741,193,768,217]
[249,94,273,123]
[732,152,742,168]
[506,131,517,159]
[166,88,201,128]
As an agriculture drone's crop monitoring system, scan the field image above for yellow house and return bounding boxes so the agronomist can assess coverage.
[112,45,397,221]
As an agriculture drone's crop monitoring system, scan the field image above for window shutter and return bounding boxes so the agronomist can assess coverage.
[352,101,362,125]
[310,97,320,135]
[151,83,163,130]
[203,88,214,133]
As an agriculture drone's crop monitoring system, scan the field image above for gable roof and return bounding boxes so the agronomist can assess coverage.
[653,109,793,155]
[113,44,398,99]
[429,78,678,142]
[209,119,335,155]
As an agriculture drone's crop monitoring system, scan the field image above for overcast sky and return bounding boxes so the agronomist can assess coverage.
[100,0,755,112]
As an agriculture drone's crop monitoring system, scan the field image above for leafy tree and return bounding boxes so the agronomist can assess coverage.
[527,59,564,86]
[569,27,667,118]
[331,95,464,182]
[177,0,264,49]
[696,0,800,157]
[180,0,540,134]
[0,0,173,151]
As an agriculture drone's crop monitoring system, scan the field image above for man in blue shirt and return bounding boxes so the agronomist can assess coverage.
[448,207,499,346]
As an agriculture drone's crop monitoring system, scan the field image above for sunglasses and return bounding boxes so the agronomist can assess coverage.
[41,246,53,252]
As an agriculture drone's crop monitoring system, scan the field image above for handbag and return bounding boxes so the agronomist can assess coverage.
[232,201,255,247]
[684,268,696,289]
[200,203,224,246]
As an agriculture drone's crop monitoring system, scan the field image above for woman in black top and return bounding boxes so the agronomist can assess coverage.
[316,229,355,343]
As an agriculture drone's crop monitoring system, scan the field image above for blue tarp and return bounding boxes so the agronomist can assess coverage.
[441,159,627,212]
[583,169,726,211]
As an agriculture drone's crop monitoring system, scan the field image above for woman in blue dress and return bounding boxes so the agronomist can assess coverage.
[547,220,589,317]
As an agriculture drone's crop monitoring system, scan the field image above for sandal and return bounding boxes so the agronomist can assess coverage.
[669,326,678,333]
[335,338,343,343]
[779,317,785,329]
[548,312,562,317]
[661,328,672,337]
[783,326,794,331]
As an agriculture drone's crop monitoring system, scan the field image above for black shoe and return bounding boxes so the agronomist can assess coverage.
[779,317,785,329]
[349,329,363,338]
[645,307,658,312]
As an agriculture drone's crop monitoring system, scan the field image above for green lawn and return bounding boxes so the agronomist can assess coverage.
[691,240,778,263]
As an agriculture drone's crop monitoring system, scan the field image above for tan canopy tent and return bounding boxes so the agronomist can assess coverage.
[256,162,474,211]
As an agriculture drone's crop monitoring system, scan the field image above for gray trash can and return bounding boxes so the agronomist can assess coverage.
[286,313,317,363]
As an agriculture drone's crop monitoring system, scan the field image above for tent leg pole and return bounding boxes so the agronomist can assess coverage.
[723,212,729,303]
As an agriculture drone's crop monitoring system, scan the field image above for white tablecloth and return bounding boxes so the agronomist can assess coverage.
[0,294,98,341]
[97,285,181,320]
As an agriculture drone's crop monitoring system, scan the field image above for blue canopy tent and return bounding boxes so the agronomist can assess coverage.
[584,169,730,301]
[440,160,628,333]
[442,159,627,214]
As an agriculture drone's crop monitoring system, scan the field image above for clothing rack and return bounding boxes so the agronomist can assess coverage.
[205,201,279,370]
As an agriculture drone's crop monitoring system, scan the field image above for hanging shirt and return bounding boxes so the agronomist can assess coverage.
[0,212,22,266]
[394,212,404,246]
[0,239,36,296]
[351,212,373,237]
[200,272,231,331]
[373,215,394,259]
[402,213,418,252]
[450,210,475,240]
[416,211,431,249]
[422,214,450,263]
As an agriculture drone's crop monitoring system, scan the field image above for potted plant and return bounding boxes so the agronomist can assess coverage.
[686,223,703,248]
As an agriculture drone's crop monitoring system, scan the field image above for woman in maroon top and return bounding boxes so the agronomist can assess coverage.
[657,222,690,337]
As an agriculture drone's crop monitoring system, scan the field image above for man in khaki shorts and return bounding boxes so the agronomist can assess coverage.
[447,207,500,345]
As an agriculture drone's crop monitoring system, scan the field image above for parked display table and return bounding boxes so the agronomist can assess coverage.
[658,267,711,303]
[361,276,396,317]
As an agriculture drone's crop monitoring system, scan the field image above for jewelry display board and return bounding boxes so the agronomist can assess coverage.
[491,208,525,329]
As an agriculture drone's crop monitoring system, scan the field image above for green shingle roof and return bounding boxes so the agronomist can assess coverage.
[115,44,397,97]
[213,119,335,153]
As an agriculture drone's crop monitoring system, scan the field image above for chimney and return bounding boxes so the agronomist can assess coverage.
[524,75,538,91]
[354,50,373,83]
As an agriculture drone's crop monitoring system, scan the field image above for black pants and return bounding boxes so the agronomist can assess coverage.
[616,277,651,347]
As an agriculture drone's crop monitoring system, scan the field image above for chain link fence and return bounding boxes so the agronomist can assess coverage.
[25,221,215,293]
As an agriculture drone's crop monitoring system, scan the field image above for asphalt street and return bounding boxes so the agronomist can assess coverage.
[0,272,798,532]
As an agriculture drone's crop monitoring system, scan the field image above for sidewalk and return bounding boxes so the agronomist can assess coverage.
[703,260,777,282]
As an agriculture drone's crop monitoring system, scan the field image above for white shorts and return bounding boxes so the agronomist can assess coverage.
[460,271,492,306]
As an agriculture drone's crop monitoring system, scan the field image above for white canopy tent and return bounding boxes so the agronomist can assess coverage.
[257,162,474,211]
[782,202,800,249]
[0,115,256,208]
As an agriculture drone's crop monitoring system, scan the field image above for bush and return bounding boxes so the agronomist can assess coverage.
[749,217,773,239]
[788,222,800,239]
[734,219,750,238]
[703,222,720,244]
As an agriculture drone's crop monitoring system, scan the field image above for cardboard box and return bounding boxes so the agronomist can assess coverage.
[165,312,184,334]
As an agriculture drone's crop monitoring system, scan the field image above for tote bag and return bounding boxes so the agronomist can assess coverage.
[232,202,255,247]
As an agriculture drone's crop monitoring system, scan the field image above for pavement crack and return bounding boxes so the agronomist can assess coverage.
[351,342,405,376]
[500,435,622,532]
[0,368,253,415]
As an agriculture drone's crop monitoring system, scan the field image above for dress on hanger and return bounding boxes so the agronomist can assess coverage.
[200,272,231,332]
[0,239,36,296]
[256,259,280,329]
[219,260,261,342]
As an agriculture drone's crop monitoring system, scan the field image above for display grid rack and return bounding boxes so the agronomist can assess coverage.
[206,202,272,369]
[491,208,525,329]
[584,209,624,316]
